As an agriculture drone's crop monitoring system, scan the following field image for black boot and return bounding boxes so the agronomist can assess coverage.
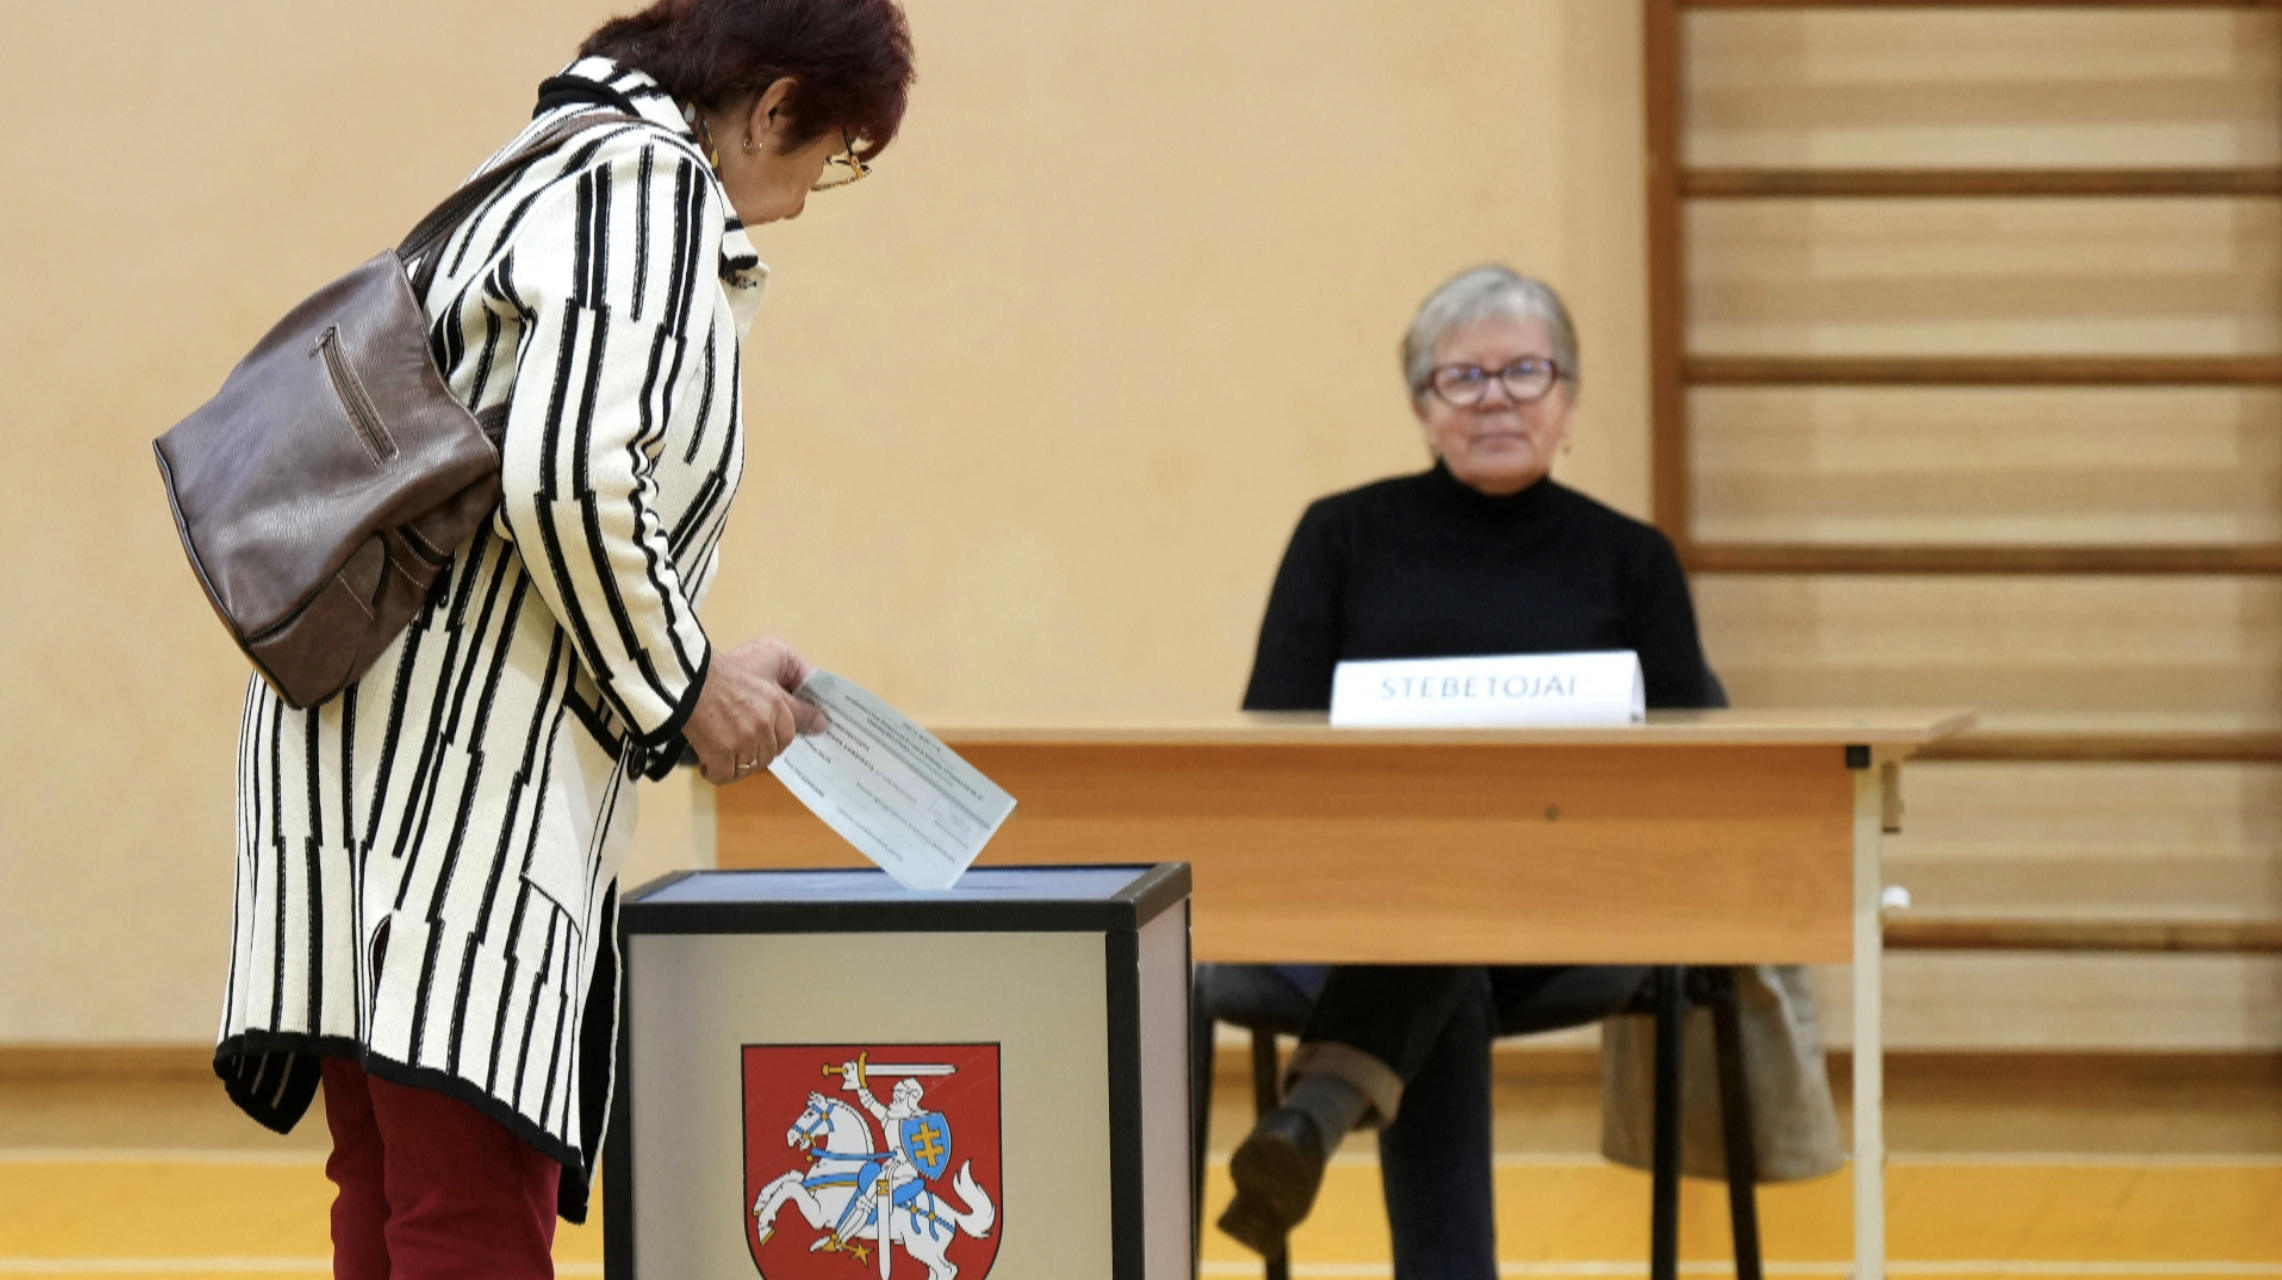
[1217,1073,1367,1258]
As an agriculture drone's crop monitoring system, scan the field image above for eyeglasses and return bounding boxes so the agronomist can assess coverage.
[812,129,870,192]
[1423,358,1565,408]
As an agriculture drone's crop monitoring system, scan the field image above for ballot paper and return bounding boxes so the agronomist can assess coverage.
[1329,651,1646,728]
[766,671,1017,891]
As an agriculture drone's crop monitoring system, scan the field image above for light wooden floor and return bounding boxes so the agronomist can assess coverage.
[0,1055,2276,1278]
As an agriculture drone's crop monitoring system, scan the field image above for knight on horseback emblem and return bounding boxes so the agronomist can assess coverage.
[744,1045,1002,1280]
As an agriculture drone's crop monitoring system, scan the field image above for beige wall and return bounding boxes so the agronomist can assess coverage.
[0,1,1651,1042]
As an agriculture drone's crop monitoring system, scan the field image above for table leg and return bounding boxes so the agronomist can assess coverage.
[1852,767,1886,1280]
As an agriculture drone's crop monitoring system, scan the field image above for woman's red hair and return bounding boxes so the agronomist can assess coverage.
[582,0,914,160]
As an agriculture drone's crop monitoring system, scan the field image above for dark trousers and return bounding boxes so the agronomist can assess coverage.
[320,1059,561,1280]
[1205,964,1648,1280]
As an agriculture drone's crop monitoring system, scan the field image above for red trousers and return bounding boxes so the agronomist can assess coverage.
[320,1058,560,1280]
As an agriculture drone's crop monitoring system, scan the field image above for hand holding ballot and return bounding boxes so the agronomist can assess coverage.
[686,637,832,786]
[767,671,1018,892]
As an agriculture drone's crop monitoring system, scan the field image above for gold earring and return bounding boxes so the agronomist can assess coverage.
[743,133,760,153]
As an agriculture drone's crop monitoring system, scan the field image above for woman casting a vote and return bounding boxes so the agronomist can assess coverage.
[1213,265,1718,1273]
[210,3,911,1276]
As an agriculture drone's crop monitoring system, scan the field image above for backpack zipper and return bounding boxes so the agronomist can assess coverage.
[316,325,398,464]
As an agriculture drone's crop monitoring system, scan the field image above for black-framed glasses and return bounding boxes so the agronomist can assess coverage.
[1423,358,1565,407]
[812,129,870,192]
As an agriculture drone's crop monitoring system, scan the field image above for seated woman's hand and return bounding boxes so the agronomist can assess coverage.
[685,637,830,785]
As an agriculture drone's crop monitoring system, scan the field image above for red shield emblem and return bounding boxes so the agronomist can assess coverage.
[743,1043,1003,1279]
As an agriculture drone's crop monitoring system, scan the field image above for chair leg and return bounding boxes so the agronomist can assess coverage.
[1250,1027,1282,1114]
[1651,965,1686,1280]
[1192,1002,1216,1273]
[1706,969,1765,1280]
[1248,1029,1290,1280]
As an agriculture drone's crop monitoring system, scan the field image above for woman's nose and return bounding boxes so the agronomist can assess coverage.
[1473,376,1519,409]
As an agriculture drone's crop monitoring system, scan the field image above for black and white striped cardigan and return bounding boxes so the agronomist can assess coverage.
[216,59,760,1221]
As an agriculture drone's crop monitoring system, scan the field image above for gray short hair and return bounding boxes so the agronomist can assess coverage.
[1400,265,1580,407]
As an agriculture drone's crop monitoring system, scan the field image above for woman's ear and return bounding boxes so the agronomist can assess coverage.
[745,76,801,151]
[1547,386,1579,456]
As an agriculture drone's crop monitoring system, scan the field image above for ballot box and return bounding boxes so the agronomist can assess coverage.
[604,864,1192,1280]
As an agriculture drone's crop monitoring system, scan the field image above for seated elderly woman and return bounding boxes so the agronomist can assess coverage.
[1211,265,1718,1274]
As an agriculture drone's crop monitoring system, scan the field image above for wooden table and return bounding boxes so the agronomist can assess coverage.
[700,708,1976,1280]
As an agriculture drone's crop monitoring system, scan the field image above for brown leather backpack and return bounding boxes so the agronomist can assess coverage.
[155,112,642,709]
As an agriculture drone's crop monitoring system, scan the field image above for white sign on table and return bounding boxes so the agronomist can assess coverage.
[765,671,1017,891]
[1329,651,1646,728]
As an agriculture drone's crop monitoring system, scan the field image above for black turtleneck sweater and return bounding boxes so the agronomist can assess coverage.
[1242,465,1713,712]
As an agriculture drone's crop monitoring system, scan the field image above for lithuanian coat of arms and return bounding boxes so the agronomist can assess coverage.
[742,1043,1002,1280]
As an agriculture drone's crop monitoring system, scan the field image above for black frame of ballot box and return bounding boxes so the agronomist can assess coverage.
[605,863,1193,1280]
